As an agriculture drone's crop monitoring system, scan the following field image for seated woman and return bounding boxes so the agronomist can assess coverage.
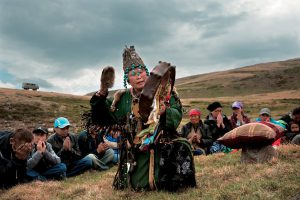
[180,108,213,155]
[204,102,232,154]
[229,101,251,128]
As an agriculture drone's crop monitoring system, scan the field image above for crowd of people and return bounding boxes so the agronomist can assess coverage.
[0,117,117,189]
[1,45,299,192]
[181,102,300,156]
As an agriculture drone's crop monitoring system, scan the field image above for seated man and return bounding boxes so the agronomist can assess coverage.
[180,108,213,155]
[47,117,93,177]
[27,126,67,181]
[78,123,114,170]
[0,128,33,189]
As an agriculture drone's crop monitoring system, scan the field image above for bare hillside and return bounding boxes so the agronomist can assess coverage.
[175,58,300,98]
[0,88,90,131]
[86,58,300,98]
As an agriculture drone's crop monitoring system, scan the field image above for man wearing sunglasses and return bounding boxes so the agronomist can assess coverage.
[0,128,33,189]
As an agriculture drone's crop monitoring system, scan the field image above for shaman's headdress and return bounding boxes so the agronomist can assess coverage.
[122,46,149,88]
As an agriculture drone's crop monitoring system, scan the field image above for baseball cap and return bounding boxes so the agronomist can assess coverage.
[259,108,271,116]
[54,117,71,128]
[33,126,48,135]
[232,101,243,109]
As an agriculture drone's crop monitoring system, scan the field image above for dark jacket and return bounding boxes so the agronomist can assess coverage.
[0,131,27,189]
[77,130,105,159]
[47,133,81,168]
[180,121,213,148]
[27,142,61,172]
[204,114,232,141]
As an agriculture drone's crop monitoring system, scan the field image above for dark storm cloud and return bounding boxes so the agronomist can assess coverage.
[0,0,299,94]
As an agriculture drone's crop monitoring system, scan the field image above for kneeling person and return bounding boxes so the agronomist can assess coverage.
[27,126,66,181]
[47,117,93,177]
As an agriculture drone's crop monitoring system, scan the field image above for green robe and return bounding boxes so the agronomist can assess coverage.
[90,89,183,189]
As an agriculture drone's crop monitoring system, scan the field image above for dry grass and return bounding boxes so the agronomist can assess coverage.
[1,145,299,200]
[0,59,300,199]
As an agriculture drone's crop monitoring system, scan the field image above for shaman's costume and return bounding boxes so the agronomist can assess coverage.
[90,46,196,191]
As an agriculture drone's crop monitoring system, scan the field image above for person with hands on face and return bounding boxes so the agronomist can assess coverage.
[180,109,213,155]
[47,117,93,177]
[0,128,33,189]
[204,102,232,154]
[229,101,251,128]
[26,126,66,181]
[78,123,114,170]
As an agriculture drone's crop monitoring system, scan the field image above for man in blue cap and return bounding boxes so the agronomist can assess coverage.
[47,117,93,177]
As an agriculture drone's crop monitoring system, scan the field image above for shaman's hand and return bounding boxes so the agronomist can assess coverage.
[97,66,115,96]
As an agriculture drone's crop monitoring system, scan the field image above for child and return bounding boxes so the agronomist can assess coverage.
[284,121,300,143]
[104,125,121,164]
[27,126,67,181]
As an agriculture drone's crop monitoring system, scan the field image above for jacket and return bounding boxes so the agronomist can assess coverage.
[180,121,213,148]
[204,114,232,141]
[0,131,27,188]
[27,142,61,172]
[77,130,105,159]
[47,133,81,167]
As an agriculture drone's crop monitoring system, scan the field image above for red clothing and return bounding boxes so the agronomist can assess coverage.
[272,138,281,147]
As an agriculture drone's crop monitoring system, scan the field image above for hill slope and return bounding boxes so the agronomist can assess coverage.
[1,58,300,130]
[0,89,90,131]
[86,58,300,98]
[175,58,300,98]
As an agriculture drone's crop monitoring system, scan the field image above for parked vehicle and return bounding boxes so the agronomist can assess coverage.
[22,82,39,91]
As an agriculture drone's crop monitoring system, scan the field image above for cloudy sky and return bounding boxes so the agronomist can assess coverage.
[0,0,299,95]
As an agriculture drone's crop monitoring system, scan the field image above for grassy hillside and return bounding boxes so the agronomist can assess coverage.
[0,145,299,200]
[0,89,90,132]
[1,88,299,131]
[176,58,300,98]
